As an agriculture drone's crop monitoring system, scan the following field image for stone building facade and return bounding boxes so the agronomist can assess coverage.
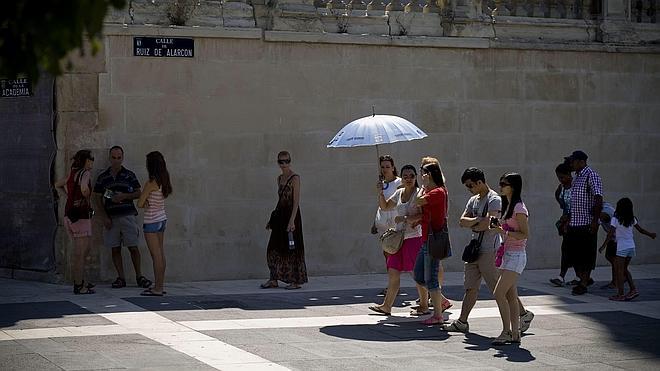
[2,0,659,283]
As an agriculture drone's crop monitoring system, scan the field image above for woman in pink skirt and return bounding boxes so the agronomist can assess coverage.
[369,165,423,315]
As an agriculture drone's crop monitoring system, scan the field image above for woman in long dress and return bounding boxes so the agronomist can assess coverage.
[262,151,308,290]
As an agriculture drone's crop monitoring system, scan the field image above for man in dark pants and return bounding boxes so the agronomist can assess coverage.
[94,146,152,289]
[563,150,603,295]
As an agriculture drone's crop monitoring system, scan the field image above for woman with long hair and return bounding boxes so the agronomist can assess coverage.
[411,163,451,325]
[262,151,308,290]
[491,173,528,345]
[55,150,96,294]
[368,164,423,315]
[138,151,172,296]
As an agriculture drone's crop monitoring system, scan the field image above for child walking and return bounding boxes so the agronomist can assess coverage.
[599,198,656,301]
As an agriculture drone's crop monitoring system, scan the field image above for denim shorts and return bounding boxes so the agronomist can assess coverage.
[500,250,527,274]
[616,248,635,258]
[143,220,167,233]
[413,241,441,291]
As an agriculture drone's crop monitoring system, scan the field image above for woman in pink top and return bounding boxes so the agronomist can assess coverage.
[491,172,529,345]
[138,151,172,296]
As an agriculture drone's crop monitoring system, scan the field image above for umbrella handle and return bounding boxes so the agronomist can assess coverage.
[376,144,382,181]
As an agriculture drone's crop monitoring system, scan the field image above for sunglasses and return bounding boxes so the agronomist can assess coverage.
[402,174,416,180]
[499,182,511,187]
[277,159,291,164]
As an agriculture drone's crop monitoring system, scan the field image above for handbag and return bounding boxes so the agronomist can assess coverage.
[428,222,451,260]
[379,188,417,255]
[380,228,405,254]
[462,198,489,263]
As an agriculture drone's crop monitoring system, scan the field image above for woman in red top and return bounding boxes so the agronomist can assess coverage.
[55,150,96,294]
[411,163,451,325]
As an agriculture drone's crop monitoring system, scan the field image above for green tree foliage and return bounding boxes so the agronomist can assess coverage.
[0,0,126,82]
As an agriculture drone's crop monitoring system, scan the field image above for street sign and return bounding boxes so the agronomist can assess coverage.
[1,78,32,98]
[133,37,194,58]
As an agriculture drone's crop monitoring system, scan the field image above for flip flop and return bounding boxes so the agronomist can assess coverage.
[284,284,301,290]
[441,299,453,312]
[140,288,164,296]
[421,315,444,325]
[368,306,391,316]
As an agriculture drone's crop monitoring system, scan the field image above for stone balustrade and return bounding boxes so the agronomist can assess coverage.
[481,0,600,19]
[104,0,659,45]
[631,0,657,23]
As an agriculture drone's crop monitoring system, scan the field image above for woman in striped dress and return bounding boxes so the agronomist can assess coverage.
[138,151,172,296]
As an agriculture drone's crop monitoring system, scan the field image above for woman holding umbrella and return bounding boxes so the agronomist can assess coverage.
[372,155,401,295]
[262,151,308,290]
[371,155,401,235]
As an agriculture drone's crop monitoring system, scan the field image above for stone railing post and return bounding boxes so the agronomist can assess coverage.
[598,0,641,42]
[453,0,483,19]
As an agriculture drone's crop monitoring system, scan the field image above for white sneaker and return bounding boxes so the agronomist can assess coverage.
[520,310,534,333]
[442,319,469,333]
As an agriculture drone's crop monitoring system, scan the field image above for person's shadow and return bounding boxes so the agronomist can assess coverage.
[463,332,536,362]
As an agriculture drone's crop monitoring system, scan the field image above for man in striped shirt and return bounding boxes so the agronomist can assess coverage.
[563,150,603,295]
[93,146,152,289]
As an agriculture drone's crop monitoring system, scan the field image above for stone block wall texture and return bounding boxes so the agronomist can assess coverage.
[56,30,660,282]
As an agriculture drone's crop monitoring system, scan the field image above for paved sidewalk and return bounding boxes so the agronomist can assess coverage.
[1,265,660,370]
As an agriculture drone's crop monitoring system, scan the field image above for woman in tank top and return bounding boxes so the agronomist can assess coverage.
[138,151,172,296]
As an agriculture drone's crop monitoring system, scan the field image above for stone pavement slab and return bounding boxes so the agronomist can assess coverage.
[1,265,660,370]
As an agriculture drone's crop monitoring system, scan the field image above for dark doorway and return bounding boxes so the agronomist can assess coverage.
[0,75,57,275]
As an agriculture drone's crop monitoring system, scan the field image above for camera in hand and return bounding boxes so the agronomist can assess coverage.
[490,217,500,227]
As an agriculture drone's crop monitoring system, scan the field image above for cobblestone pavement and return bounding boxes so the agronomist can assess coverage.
[1,265,659,370]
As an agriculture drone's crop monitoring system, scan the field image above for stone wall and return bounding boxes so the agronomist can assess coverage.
[54,24,660,282]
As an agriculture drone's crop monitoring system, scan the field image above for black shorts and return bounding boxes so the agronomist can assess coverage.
[564,225,597,273]
[605,240,617,260]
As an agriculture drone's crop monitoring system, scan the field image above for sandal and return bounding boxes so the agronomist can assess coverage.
[136,276,152,288]
[284,284,301,290]
[73,281,95,295]
[441,298,453,312]
[421,315,443,325]
[410,308,431,316]
[140,288,165,296]
[111,277,126,289]
[609,294,626,301]
[260,280,278,289]
[368,306,391,316]
[625,290,639,301]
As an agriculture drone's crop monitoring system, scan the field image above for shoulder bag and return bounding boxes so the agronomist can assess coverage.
[461,197,489,263]
[379,188,415,255]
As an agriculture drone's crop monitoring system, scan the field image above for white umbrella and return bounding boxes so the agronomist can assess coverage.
[327,114,427,149]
